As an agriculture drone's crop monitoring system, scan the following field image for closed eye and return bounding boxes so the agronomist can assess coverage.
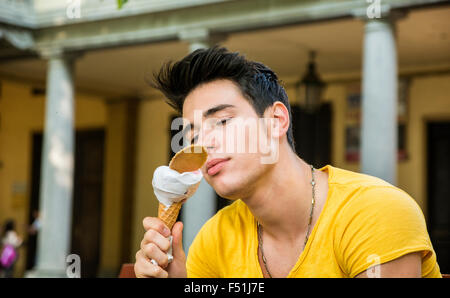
[191,118,232,144]
[217,118,232,126]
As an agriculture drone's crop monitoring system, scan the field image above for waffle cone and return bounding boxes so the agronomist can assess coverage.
[158,201,183,230]
[157,145,207,230]
[168,145,208,173]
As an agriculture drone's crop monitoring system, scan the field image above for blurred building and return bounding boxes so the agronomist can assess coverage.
[0,0,449,277]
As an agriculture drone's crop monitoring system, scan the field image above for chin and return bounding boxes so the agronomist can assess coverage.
[209,173,249,200]
[216,189,242,201]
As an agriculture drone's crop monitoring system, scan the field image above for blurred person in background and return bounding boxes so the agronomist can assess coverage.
[26,210,41,269]
[0,219,23,278]
[28,210,41,236]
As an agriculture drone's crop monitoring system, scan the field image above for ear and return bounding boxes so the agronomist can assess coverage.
[264,101,290,139]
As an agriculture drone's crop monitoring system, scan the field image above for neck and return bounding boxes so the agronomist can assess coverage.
[241,145,315,242]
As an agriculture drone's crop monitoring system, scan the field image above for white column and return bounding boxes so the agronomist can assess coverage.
[189,39,210,53]
[178,29,226,253]
[361,15,398,185]
[30,49,77,277]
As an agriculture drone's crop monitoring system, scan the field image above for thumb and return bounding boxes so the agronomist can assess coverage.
[171,221,185,259]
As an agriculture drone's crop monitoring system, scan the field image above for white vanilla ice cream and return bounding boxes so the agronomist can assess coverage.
[152,165,203,209]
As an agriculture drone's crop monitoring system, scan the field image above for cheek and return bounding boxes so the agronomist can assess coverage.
[220,121,263,154]
[213,156,261,187]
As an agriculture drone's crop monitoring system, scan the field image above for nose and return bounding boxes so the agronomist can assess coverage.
[198,127,218,154]
[202,132,216,154]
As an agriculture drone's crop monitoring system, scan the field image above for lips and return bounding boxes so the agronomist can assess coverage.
[206,158,230,176]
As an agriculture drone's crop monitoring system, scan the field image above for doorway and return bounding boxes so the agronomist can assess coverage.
[427,121,450,274]
[27,129,105,277]
[291,103,332,168]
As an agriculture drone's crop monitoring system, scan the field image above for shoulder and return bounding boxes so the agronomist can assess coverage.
[326,166,424,222]
[332,167,428,242]
[327,170,434,277]
[326,165,394,189]
[340,184,425,224]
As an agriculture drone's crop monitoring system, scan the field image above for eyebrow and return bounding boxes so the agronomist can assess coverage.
[183,104,236,135]
[203,104,235,118]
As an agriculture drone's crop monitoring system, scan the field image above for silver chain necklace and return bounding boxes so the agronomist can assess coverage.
[257,164,316,278]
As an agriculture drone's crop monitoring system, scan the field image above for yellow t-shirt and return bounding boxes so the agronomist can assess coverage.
[186,165,441,277]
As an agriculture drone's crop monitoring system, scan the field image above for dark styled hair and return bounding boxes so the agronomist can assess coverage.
[151,46,296,152]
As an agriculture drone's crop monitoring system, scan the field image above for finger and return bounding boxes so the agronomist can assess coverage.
[135,250,152,278]
[141,229,171,252]
[171,221,185,259]
[135,250,168,278]
[142,217,170,237]
[142,243,169,269]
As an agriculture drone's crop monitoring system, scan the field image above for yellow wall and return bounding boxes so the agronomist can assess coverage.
[99,98,139,276]
[0,79,106,277]
[99,100,127,276]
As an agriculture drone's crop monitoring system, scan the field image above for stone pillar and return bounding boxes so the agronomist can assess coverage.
[360,13,400,185]
[30,49,77,277]
[180,28,212,53]
[178,28,226,253]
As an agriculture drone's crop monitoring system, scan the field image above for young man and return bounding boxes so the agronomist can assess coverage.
[134,46,441,278]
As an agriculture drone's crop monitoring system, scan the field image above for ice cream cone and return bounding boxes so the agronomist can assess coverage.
[168,145,208,173]
[158,201,183,230]
[157,145,207,229]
